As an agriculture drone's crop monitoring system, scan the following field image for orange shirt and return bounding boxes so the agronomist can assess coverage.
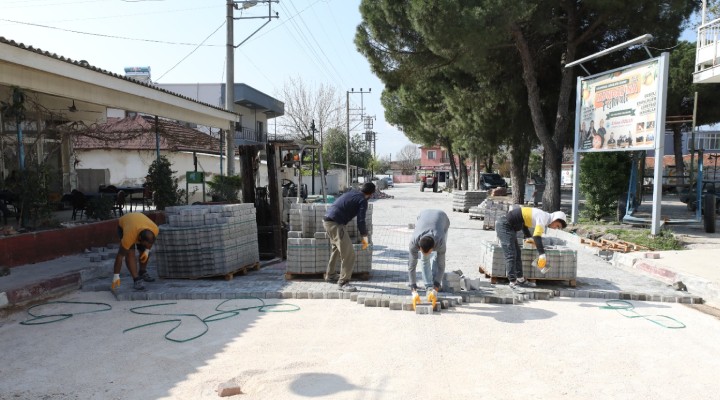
[118,213,159,250]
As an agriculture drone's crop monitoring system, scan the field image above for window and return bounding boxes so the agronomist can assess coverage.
[427,150,436,160]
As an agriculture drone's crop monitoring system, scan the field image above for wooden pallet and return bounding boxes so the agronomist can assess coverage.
[469,214,484,220]
[284,271,371,281]
[580,237,650,253]
[452,208,470,213]
[160,261,261,281]
[478,265,576,287]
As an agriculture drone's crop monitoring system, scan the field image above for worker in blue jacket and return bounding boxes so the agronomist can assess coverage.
[322,182,375,292]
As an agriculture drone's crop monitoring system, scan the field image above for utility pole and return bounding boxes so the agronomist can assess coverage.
[226,0,278,175]
[346,88,371,188]
[310,119,317,195]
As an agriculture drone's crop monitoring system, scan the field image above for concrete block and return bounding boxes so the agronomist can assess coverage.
[311,291,324,299]
[217,381,242,397]
[325,291,340,299]
[415,304,433,314]
[350,293,359,302]
[644,252,661,259]
[364,298,379,307]
[402,302,413,311]
[389,301,403,310]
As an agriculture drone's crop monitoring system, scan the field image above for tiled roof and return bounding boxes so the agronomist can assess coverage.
[0,36,228,113]
[73,115,226,154]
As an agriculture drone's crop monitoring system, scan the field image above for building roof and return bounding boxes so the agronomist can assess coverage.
[73,115,228,155]
[0,37,230,115]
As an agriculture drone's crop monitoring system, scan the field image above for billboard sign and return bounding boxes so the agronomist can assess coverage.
[576,57,663,152]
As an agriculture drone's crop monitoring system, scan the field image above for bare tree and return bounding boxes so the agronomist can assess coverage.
[275,76,344,143]
[396,144,419,175]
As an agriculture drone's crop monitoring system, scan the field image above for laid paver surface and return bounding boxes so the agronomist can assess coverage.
[84,183,696,303]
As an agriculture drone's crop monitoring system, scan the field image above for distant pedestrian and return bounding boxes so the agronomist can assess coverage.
[323,182,376,292]
[496,207,567,290]
[408,209,450,303]
[112,212,159,291]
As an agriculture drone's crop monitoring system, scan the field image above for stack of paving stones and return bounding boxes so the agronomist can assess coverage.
[477,237,577,282]
[155,204,259,279]
[479,200,511,229]
[452,190,488,212]
[286,203,373,276]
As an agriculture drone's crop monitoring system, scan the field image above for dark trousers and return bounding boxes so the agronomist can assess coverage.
[496,215,523,281]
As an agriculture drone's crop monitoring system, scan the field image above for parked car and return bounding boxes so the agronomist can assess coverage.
[479,173,508,191]
[382,176,394,188]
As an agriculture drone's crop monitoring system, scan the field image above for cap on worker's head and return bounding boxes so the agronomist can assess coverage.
[550,211,567,229]
[361,182,376,195]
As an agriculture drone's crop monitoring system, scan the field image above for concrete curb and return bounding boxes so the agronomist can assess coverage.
[549,228,714,305]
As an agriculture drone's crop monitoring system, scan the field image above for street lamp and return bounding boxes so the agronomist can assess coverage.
[346,88,371,188]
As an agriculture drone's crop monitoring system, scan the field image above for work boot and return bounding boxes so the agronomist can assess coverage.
[324,273,339,283]
[517,277,536,287]
[133,279,146,291]
[139,271,155,282]
[338,282,357,292]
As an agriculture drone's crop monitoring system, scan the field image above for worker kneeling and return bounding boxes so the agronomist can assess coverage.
[408,209,450,309]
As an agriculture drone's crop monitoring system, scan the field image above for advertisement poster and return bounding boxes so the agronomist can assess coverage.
[577,59,660,152]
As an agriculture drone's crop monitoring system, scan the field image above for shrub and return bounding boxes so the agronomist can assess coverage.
[207,174,242,202]
[146,156,184,210]
[579,152,631,220]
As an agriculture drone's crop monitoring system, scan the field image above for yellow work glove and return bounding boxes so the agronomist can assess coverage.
[139,249,150,264]
[537,254,547,268]
[111,275,120,290]
[361,236,369,250]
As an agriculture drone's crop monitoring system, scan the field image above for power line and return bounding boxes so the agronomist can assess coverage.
[155,21,225,82]
[286,0,346,88]
[277,2,343,88]
[0,18,222,46]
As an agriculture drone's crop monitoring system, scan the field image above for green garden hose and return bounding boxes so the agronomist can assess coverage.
[20,301,112,325]
[600,299,686,329]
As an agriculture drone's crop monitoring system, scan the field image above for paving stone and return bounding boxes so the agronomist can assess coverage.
[389,301,403,310]
[364,298,378,307]
[415,304,433,314]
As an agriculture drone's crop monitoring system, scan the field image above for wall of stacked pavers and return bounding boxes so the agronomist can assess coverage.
[154,204,259,278]
[478,237,578,280]
[286,203,373,275]
[452,190,488,211]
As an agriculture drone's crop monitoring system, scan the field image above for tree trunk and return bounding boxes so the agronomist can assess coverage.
[672,125,685,186]
[510,144,526,205]
[458,154,468,190]
[511,12,577,212]
[444,138,458,189]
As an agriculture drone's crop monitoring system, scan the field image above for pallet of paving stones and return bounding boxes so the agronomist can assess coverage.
[478,270,577,288]
[283,271,371,281]
[477,238,577,287]
[160,261,261,281]
[452,191,488,213]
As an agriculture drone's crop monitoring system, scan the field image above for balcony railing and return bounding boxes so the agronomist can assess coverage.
[689,131,720,152]
[695,17,720,83]
[233,126,267,145]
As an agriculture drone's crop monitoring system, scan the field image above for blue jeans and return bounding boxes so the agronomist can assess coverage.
[496,215,523,281]
[419,252,439,289]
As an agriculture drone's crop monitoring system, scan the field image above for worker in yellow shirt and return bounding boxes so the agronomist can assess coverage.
[496,207,567,290]
[112,212,159,291]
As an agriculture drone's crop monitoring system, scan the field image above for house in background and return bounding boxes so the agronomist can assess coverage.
[74,114,239,203]
[418,145,473,184]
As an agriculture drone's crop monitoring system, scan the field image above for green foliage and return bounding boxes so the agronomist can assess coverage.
[207,174,242,202]
[322,128,372,169]
[85,196,114,220]
[8,166,54,227]
[605,228,684,251]
[579,152,631,220]
[146,156,183,210]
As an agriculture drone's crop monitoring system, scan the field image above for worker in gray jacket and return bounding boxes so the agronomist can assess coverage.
[408,209,450,298]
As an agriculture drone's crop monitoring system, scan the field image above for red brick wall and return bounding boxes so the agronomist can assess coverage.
[1,212,165,267]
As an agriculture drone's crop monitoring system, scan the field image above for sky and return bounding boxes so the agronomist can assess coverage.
[0,0,413,160]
